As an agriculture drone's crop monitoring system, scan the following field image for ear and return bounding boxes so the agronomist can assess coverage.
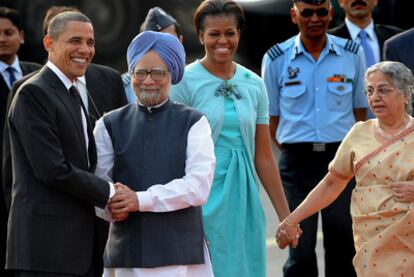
[290,7,298,24]
[19,30,24,44]
[198,31,204,45]
[328,6,334,22]
[43,35,53,52]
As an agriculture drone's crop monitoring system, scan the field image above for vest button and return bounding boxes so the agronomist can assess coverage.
[144,166,149,170]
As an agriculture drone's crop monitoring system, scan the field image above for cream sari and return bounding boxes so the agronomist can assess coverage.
[329,119,414,277]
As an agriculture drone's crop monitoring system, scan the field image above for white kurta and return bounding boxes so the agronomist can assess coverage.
[94,114,215,277]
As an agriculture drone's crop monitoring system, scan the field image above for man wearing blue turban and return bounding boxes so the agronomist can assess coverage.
[93,31,215,276]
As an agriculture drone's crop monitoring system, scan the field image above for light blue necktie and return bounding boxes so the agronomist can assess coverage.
[6,66,16,88]
[358,30,375,67]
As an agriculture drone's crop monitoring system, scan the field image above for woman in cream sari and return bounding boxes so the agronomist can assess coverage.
[277,61,414,276]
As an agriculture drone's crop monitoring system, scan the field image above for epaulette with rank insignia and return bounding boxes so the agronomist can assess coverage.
[344,39,359,54]
[266,44,284,61]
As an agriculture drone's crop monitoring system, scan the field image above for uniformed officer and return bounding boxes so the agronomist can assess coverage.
[261,0,368,276]
[122,7,183,103]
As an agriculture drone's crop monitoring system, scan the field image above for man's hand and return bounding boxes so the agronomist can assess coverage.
[109,182,139,220]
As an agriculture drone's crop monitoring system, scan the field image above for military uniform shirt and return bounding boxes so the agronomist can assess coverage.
[262,34,368,144]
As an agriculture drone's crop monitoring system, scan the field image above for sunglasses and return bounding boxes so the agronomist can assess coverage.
[299,8,329,18]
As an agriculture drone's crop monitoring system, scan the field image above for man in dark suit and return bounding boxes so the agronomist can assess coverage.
[5,11,118,276]
[0,7,41,276]
[329,0,402,64]
[384,28,414,74]
[329,0,401,118]
[2,6,127,275]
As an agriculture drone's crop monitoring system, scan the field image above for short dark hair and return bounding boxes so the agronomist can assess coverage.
[193,0,245,36]
[48,11,92,40]
[0,7,22,31]
[42,6,80,35]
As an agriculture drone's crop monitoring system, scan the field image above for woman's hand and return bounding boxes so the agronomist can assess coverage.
[276,218,302,249]
[392,181,414,202]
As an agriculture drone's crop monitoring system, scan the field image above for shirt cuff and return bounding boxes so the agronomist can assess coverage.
[137,191,153,211]
[108,182,115,201]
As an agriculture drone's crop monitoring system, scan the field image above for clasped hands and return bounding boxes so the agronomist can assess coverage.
[108,182,139,221]
[276,218,303,249]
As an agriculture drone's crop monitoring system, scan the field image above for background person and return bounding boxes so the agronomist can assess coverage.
[171,1,290,276]
[262,0,367,276]
[329,0,402,118]
[277,61,414,277]
[0,7,41,276]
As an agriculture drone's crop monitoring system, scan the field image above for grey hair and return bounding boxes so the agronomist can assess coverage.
[365,61,414,115]
[47,11,92,39]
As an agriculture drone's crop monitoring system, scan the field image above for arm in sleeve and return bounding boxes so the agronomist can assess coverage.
[138,116,215,212]
[9,85,110,208]
[93,117,116,221]
[261,54,280,116]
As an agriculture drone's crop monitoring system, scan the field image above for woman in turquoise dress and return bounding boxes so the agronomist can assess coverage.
[170,1,290,276]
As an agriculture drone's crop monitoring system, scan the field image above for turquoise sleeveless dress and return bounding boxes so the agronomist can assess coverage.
[203,98,266,277]
[171,61,268,277]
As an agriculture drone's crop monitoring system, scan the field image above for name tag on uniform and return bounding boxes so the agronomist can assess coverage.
[284,80,301,86]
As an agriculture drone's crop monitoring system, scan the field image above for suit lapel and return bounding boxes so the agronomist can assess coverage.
[40,67,88,157]
[374,25,385,57]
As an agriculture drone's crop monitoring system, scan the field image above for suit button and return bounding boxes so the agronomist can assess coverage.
[144,166,149,171]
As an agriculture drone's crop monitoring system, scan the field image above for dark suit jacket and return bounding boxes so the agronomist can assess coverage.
[0,61,40,276]
[2,63,126,275]
[328,22,403,61]
[6,66,110,274]
[383,28,414,73]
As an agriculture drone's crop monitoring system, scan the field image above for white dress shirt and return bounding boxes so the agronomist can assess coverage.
[345,18,380,64]
[94,113,215,277]
[0,56,23,88]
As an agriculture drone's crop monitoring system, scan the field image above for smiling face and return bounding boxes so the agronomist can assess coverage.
[291,1,333,41]
[366,71,407,121]
[199,14,240,66]
[44,21,95,82]
[0,17,24,65]
[131,50,171,106]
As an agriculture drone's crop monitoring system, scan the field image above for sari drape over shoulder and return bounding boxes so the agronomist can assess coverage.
[329,119,414,277]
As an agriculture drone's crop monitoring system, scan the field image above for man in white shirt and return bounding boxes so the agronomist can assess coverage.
[94,31,215,277]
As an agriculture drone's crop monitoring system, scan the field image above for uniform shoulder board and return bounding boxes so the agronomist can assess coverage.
[121,73,130,85]
[344,39,359,54]
[266,44,284,61]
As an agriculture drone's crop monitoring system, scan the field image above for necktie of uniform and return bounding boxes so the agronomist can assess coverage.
[358,30,375,67]
[69,85,97,171]
[6,66,16,88]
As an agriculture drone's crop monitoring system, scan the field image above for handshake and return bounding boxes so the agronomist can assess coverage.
[107,182,139,222]
[276,218,303,249]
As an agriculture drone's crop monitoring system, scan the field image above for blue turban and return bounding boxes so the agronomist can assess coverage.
[126,31,185,84]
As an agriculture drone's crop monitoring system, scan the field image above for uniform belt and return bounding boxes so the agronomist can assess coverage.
[281,142,341,152]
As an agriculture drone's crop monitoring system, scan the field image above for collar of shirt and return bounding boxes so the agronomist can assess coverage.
[345,17,376,41]
[137,97,169,112]
[290,34,340,61]
[46,61,76,90]
[0,56,23,77]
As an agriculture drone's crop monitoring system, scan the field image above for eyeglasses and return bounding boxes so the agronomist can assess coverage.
[132,69,167,81]
[365,86,395,97]
[299,8,329,18]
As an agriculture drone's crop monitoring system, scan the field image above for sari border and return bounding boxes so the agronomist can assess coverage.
[354,124,414,174]
[329,167,352,180]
